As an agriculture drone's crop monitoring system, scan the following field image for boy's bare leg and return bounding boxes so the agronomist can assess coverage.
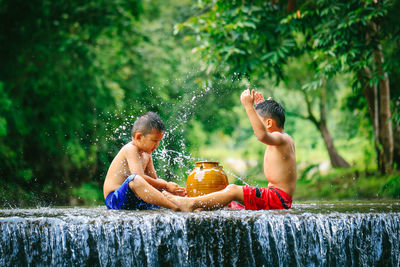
[129,175,179,211]
[163,184,244,212]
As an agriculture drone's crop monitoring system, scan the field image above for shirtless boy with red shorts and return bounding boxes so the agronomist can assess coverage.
[163,89,297,211]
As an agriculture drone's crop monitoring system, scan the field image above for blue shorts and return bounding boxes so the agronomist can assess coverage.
[105,174,160,210]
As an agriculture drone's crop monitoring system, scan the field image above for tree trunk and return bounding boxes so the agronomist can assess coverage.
[393,122,400,169]
[362,21,394,174]
[372,41,393,174]
[317,119,351,168]
[302,85,350,168]
[358,67,384,171]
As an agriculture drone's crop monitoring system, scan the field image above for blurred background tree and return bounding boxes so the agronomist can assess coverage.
[0,0,145,204]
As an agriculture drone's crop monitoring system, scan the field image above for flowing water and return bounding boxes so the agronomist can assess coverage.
[1,201,399,266]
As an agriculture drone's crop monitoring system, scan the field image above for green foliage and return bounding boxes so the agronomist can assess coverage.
[299,0,395,74]
[178,1,298,80]
[72,182,104,205]
[381,175,400,198]
[0,0,145,203]
[0,178,43,208]
[295,169,400,200]
[0,82,11,137]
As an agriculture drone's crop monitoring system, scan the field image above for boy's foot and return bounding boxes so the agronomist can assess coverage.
[162,191,194,212]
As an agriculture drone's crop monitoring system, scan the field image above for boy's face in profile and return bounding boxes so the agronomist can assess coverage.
[134,129,164,154]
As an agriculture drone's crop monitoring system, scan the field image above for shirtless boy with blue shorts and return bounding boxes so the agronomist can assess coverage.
[103,112,186,210]
[163,89,297,211]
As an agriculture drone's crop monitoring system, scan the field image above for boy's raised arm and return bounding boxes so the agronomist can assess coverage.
[240,89,285,146]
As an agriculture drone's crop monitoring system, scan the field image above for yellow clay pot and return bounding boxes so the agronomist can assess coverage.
[186,161,228,197]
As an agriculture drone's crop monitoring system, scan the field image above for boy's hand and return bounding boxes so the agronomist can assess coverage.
[166,182,187,196]
[254,92,265,105]
[240,89,255,107]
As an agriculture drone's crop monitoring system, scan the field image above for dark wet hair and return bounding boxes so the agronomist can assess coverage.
[255,100,285,129]
[131,112,166,137]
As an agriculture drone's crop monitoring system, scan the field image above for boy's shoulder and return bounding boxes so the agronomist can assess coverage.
[120,142,139,154]
[271,131,293,141]
[283,132,293,139]
[282,132,294,144]
[269,131,295,149]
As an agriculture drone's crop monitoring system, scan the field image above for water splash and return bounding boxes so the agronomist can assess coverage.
[107,84,227,183]
[223,168,250,186]
[154,148,252,186]
[102,75,255,186]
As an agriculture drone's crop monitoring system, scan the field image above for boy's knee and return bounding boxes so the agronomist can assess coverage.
[225,184,244,202]
[226,184,241,194]
[129,175,145,191]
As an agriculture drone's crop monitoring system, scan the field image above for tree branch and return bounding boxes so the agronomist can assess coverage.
[319,77,327,125]
[301,89,319,126]
[286,111,309,121]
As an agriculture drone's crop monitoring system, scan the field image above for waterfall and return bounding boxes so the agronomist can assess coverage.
[1,204,399,266]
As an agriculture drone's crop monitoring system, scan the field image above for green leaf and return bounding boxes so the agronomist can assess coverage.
[0,117,7,136]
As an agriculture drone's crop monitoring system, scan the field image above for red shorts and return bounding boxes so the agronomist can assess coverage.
[229,186,292,210]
